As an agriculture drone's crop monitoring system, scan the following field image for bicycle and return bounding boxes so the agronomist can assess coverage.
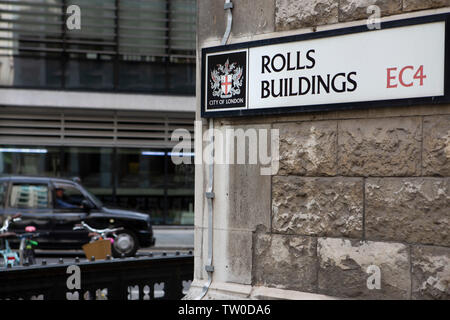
[73,222,123,260]
[0,214,21,268]
[73,221,123,243]
[17,226,49,266]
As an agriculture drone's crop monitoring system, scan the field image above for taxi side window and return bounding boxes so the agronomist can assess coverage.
[53,183,85,209]
[10,184,50,209]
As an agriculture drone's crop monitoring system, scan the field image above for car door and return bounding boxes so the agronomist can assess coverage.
[6,180,53,246]
[51,181,90,246]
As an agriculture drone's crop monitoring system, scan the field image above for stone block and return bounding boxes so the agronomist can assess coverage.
[209,229,253,286]
[226,230,253,285]
[228,124,272,231]
[253,233,318,292]
[272,177,363,238]
[339,0,402,22]
[411,245,450,300]
[198,0,276,44]
[366,178,450,246]
[228,163,271,230]
[275,121,337,176]
[338,117,422,176]
[230,0,276,37]
[198,0,225,43]
[403,0,450,12]
[423,115,450,176]
[275,0,339,31]
[318,238,411,299]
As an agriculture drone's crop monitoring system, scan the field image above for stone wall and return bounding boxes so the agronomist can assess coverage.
[276,0,450,30]
[194,1,450,300]
[198,1,450,42]
[259,113,449,299]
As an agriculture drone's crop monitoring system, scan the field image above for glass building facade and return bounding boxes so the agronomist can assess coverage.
[0,0,196,225]
[0,0,196,94]
[0,146,194,225]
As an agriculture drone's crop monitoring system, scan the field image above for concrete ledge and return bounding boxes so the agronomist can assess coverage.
[251,286,338,300]
[0,88,196,113]
[185,281,338,300]
[210,281,253,298]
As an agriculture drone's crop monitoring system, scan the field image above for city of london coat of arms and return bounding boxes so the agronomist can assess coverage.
[210,59,244,99]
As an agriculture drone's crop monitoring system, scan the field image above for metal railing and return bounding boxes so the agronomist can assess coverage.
[0,254,194,300]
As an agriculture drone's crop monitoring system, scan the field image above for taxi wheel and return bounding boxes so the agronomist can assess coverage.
[111,229,138,258]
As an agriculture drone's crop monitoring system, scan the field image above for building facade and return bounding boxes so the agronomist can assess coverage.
[0,0,196,225]
[188,1,450,299]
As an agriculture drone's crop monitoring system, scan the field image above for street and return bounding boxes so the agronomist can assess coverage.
[152,227,194,250]
[30,227,194,265]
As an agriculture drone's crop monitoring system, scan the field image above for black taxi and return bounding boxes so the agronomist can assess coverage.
[0,176,155,257]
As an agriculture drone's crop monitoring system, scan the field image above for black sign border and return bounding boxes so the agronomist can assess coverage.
[201,13,450,118]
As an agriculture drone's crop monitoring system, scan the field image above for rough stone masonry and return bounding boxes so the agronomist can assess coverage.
[190,0,450,300]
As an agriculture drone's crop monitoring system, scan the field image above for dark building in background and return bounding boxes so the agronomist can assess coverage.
[0,0,196,225]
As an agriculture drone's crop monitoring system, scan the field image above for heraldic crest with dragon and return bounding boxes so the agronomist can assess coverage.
[210,59,244,99]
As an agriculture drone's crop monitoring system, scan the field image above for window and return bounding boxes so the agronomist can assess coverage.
[0,146,60,177]
[117,148,166,223]
[0,182,6,207]
[117,148,165,189]
[62,147,113,199]
[10,184,50,209]
[0,0,196,94]
[0,144,195,225]
[53,183,85,209]
[167,156,194,225]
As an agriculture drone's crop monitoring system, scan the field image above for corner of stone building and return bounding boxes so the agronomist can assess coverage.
[190,0,450,300]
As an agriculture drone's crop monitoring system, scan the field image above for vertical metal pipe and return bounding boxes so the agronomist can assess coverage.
[221,0,233,45]
[196,118,215,300]
[196,0,233,301]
